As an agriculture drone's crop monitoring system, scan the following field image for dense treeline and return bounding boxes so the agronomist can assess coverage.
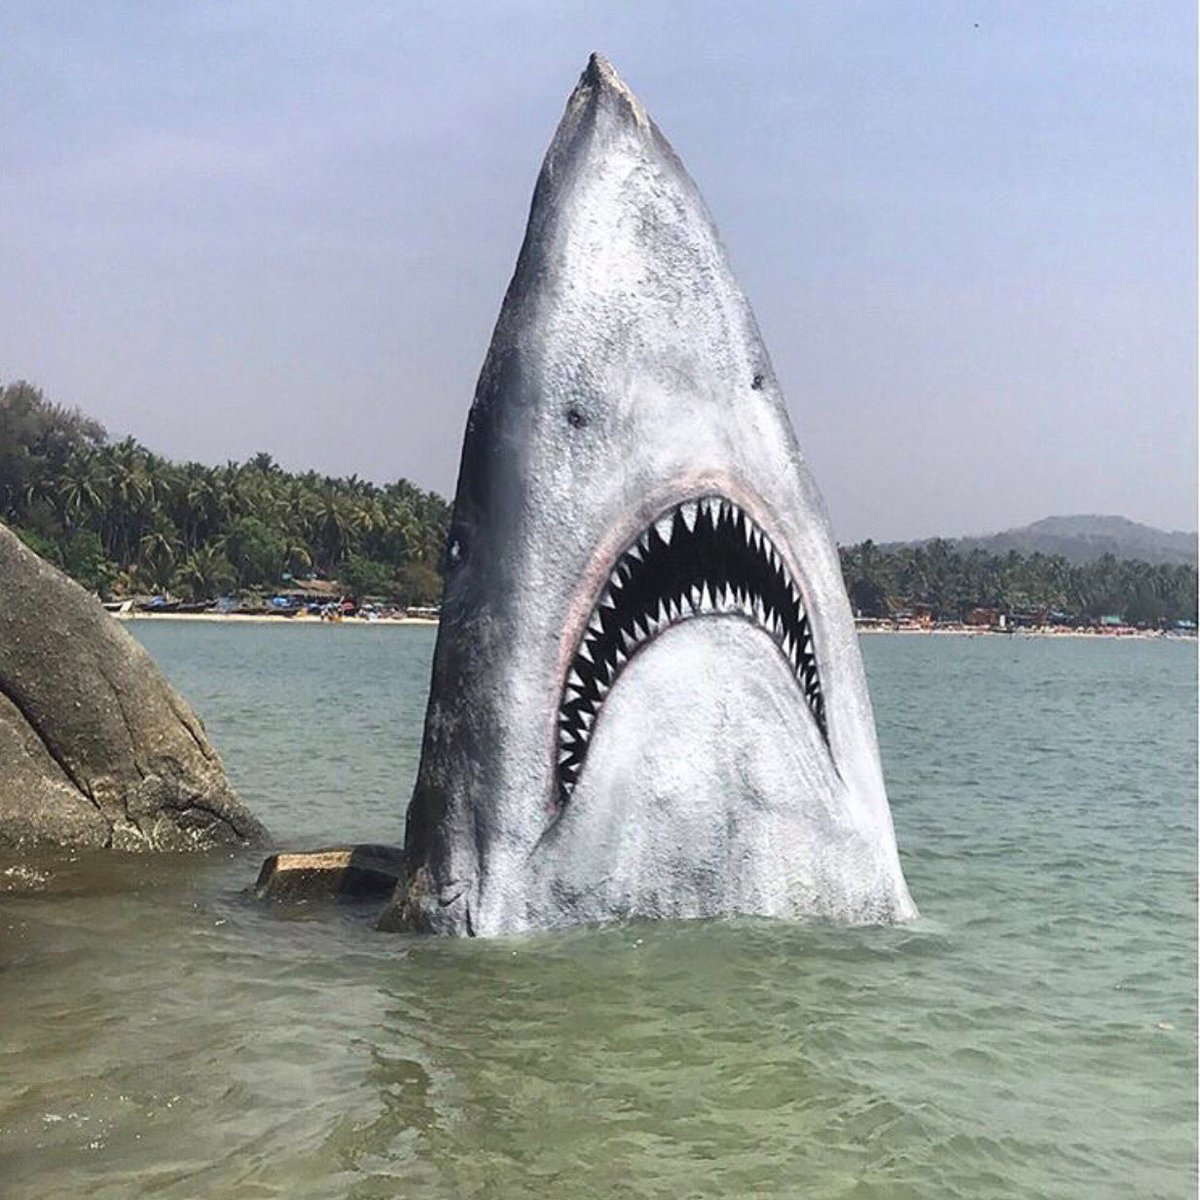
[3,379,1195,623]
[1,380,449,604]
[839,538,1197,626]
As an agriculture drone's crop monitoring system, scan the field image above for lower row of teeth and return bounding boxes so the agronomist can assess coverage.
[570,592,814,697]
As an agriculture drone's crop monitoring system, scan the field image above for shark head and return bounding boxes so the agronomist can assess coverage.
[385,55,916,936]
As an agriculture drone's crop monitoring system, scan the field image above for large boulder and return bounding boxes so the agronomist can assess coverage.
[0,523,267,851]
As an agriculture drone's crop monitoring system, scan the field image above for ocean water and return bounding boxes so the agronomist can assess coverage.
[1,625,1195,1199]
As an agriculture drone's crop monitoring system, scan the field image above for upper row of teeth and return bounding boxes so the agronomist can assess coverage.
[570,502,814,683]
[624,497,787,572]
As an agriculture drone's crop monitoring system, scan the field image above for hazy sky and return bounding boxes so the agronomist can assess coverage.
[3,2,1195,542]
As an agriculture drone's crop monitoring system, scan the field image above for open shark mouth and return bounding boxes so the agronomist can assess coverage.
[556,494,827,807]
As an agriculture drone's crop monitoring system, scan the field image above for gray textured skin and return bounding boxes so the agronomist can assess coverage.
[383,55,915,936]
[0,523,267,851]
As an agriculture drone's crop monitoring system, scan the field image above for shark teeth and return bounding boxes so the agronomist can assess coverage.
[555,492,828,807]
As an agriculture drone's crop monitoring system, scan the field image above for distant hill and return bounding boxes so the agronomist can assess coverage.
[887,516,1197,566]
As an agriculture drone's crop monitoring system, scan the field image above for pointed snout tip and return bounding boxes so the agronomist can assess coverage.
[577,52,648,127]
[584,51,615,81]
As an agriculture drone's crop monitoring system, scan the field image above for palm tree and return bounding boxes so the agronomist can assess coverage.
[173,544,236,601]
[137,522,181,592]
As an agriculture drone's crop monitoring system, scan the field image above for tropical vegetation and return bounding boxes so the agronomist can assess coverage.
[1,380,448,604]
[839,538,1197,626]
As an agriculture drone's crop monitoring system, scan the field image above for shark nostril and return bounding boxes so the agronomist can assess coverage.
[751,373,764,391]
[566,408,589,428]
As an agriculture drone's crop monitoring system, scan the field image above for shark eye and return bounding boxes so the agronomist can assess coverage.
[566,407,589,428]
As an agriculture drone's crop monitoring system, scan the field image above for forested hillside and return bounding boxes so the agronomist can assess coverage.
[839,538,1196,625]
[1,380,449,604]
[890,514,1196,567]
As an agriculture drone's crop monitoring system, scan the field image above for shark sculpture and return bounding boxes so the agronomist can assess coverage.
[382,54,916,936]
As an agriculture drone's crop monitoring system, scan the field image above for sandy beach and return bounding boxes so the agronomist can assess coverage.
[114,611,439,627]
[111,611,1193,640]
[857,625,1191,641]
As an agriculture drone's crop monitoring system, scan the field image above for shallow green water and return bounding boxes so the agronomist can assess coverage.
[2,626,1195,1198]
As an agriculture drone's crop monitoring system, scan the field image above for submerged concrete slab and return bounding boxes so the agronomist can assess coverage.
[253,844,406,902]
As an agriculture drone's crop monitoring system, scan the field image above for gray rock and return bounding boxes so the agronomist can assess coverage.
[253,845,406,901]
[0,522,267,851]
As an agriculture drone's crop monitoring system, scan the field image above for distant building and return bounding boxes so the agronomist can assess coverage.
[909,602,936,627]
[1009,608,1049,629]
[965,607,1000,627]
[853,615,890,631]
